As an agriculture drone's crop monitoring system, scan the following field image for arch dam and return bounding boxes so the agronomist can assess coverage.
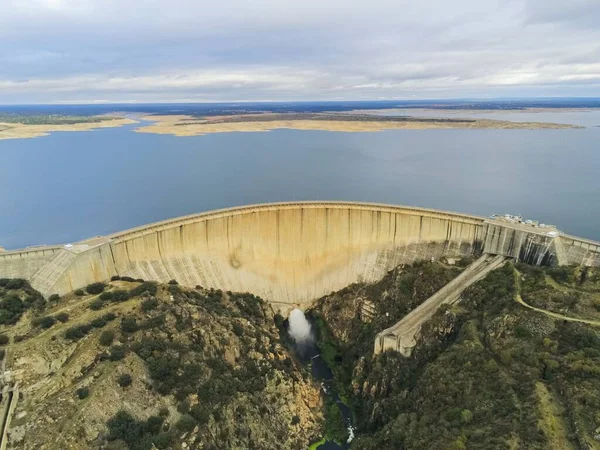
[1,202,599,349]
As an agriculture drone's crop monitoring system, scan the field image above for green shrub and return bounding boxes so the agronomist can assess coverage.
[32,315,57,329]
[76,387,89,399]
[120,317,138,333]
[99,330,115,346]
[74,289,85,296]
[89,299,105,310]
[0,335,9,346]
[100,291,114,301]
[107,411,143,447]
[86,282,105,295]
[106,411,165,450]
[2,279,26,290]
[48,294,60,302]
[153,432,172,449]
[167,285,180,295]
[547,267,572,283]
[141,298,159,312]
[113,290,130,302]
[232,322,244,336]
[0,294,25,325]
[129,282,158,297]
[55,312,69,323]
[168,279,178,285]
[145,415,164,434]
[118,373,132,387]
[91,316,109,328]
[111,275,121,281]
[65,324,93,341]
[103,312,117,321]
[175,414,196,432]
[109,345,126,361]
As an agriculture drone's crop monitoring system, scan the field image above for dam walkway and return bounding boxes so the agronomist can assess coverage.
[374,253,508,356]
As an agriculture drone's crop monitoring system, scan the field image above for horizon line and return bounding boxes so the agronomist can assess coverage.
[1,96,600,107]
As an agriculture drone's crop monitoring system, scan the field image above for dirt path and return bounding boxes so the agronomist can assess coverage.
[513,270,600,327]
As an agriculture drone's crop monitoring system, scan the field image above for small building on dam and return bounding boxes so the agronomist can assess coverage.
[1,202,599,315]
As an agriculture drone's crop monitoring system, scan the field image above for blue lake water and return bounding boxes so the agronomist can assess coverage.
[1,112,600,249]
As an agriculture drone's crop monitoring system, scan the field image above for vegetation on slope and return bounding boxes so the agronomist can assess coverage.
[313,262,600,449]
[4,280,323,450]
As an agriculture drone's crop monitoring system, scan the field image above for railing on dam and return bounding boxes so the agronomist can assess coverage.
[1,202,599,312]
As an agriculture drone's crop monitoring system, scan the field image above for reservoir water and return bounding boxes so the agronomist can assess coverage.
[1,111,600,249]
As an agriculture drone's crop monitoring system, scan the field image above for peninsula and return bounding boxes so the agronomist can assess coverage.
[0,115,137,140]
[134,112,577,137]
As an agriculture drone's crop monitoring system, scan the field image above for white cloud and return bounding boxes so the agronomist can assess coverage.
[0,0,598,102]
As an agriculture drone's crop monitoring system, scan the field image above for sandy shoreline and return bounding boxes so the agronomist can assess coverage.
[0,117,138,141]
[0,111,581,141]
[133,114,578,137]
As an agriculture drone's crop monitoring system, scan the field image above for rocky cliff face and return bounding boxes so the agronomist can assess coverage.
[312,262,600,450]
[3,280,323,450]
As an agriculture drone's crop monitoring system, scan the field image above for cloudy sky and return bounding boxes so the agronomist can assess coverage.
[1,0,599,103]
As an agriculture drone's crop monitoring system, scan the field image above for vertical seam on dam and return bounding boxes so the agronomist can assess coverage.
[156,231,174,281]
[108,244,117,274]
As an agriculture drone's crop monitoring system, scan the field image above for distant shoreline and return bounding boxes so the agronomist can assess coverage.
[0,117,138,141]
[133,112,579,137]
[0,109,584,141]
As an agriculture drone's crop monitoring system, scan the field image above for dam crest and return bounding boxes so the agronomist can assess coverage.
[1,202,599,316]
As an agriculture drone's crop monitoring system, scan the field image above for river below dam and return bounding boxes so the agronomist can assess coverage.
[285,309,355,449]
[1,110,600,249]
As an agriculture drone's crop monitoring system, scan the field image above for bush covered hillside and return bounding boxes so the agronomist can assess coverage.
[3,279,323,450]
[312,262,600,450]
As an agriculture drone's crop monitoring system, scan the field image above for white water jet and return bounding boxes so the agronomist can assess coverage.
[288,308,314,344]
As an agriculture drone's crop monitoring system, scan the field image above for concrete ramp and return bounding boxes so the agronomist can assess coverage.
[374,253,507,356]
[28,249,77,296]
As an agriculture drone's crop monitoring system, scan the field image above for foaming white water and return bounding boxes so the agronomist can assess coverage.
[347,425,356,443]
[288,308,314,344]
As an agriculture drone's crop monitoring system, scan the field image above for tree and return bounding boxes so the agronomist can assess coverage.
[74,289,85,296]
[48,294,60,302]
[0,335,9,346]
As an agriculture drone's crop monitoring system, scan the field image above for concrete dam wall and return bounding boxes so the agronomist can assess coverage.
[1,202,599,314]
